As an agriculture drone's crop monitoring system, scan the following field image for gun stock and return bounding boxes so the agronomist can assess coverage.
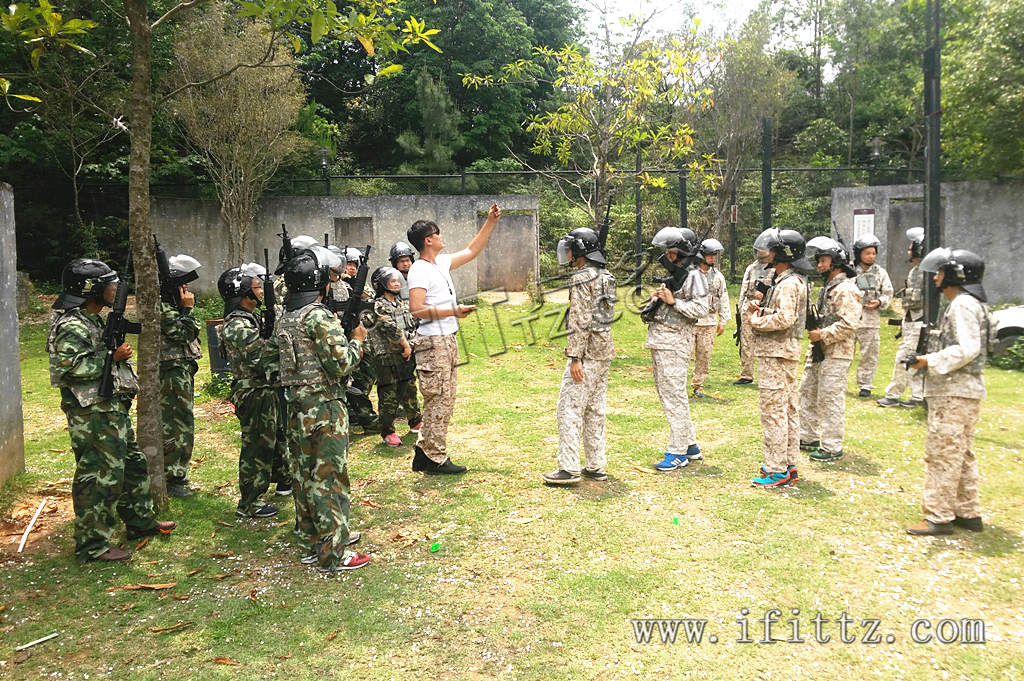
[341,245,372,334]
[154,235,183,311]
[261,248,275,339]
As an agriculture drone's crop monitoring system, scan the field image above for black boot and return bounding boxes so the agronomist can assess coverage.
[412,445,435,472]
[428,458,468,475]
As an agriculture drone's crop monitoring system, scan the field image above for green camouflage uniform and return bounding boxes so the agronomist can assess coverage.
[47,308,159,560]
[331,278,378,429]
[276,302,363,568]
[364,294,421,436]
[159,303,202,482]
[218,309,289,515]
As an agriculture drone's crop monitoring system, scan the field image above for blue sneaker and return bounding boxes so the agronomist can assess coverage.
[758,464,798,482]
[685,444,702,462]
[751,470,791,488]
[654,452,689,471]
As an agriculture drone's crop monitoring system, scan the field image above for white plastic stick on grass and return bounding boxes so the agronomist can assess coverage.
[17,498,48,553]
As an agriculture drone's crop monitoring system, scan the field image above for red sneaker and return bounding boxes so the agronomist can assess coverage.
[383,432,402,446]
[409,421,422,434]
[318,552,370,572]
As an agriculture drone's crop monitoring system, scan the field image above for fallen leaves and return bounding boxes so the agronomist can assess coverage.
[106,583,177,592]
[135,537,150,551]
[213,657,240,665]
[210,551,234,558]
[186,568,202,576]
[325,628,343,641]
[149,621,193,634]
[215,521,234,527]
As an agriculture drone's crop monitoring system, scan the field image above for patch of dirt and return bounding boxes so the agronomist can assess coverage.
[194,399,235,420]
[0,493,73,562]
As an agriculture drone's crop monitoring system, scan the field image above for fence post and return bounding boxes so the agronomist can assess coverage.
[634,147,643,295]
[761,117,773,233]
[729,188,737,283]
[679,168,687,232]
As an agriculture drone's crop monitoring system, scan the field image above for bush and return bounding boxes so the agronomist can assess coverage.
[201,370,234,399]
[990,337,1024,372]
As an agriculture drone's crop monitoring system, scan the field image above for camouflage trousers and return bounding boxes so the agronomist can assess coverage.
[922,396,982,524]
[739,314,756,380]
[798,356,852,453]
[63,397,157,560]
[160,360,197,481]
[884,320,924,401]
[691,325,716,389]
[285,393,352,569]
[757,356,800,474]
[556,359,610,474]
[853,327,881,390]
[372,355,421,436]
[347,359,378,427]
[234,387,290,515]
[650,348,697,454]
[413,333,459,464]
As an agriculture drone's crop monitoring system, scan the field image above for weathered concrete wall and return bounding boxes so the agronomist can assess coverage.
[832,180,1024,304]
[151,194,540,299]
[0,182,25,486]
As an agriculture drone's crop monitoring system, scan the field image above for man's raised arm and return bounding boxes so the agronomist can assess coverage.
[450,204,501,270]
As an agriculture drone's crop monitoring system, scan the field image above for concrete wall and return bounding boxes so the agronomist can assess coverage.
[0,182,25,486]
[832,180,1024,304]
[151,194,540,298]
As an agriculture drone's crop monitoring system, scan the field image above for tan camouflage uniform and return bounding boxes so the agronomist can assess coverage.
[798,273,863,453]
[692,266,731,390]
[853,262,894,390]
[556,265,616,474]
[919,291,988,524]
[884,264,925,401]
[412,333,460,464]
[749,268,808,474]
[738,261,772,380]
[645,267,709,454]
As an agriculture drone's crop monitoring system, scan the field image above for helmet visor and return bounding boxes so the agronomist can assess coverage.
[556,238,573,265]
[906,227,924,244]
[806,236,839,260]
[920,247,953,273]
[752,229,779,252]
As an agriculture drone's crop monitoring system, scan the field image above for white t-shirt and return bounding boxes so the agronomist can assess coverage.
[407,253,459,336]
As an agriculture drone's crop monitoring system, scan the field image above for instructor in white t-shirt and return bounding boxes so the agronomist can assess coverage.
[406,204,502,474]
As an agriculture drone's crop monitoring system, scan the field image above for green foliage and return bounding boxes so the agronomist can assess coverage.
[990,338,1024,372]
[201,369,234,398]
[396,69,462,174]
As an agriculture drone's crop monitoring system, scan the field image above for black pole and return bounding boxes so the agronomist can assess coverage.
[729,188,737,283]
[924,0,942,325]
[761,117,773,233]
[679,169,687,231]
[635,146,643,294]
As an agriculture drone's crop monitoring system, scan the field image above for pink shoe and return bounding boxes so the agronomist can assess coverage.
[383,432,402,446]
[409,421,422,434]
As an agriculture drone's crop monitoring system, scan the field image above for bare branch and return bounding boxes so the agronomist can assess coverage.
[150,0,208,30]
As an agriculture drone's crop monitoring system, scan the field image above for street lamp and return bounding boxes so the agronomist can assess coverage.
[869,136,882,185]
[317,147,331,195]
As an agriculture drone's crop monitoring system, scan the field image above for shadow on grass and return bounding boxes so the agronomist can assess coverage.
[963,525,1023,557]
[679,464,724,478]
[824,452,882,477]
[785,479,836,500]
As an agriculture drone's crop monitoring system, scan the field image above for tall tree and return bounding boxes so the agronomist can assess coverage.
[396,69,462,175]
[169,6,307,262]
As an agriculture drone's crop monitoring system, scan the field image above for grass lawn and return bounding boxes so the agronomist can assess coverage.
[2,286,1022,680]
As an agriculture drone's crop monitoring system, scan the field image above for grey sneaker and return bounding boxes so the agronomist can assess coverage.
[876,397,902,408]
[900,399,924,408]
[581,468,608,481]
[542,469,581,485]
[236,503,279,519]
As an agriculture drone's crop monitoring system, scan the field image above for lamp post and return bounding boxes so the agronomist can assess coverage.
[869,136,882,185]
[318,146,330,195]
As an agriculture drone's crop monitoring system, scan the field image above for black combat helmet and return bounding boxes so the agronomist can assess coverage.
[697,238,725,265]
[806,236,856,278]
[556,227,606,265]
[389,241,417,268]
[906,227,925,260]
[920,247,987,302]
[853,233,881,265]
[283,250,331,311]
[371,266,404,296]
[753,228,812,271]
[54,258,119,310]
[218,263,266,316]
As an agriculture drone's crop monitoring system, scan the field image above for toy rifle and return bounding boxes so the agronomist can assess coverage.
[154,235,183,311]
[341,245,371,334]
[275,223,293,275]
[805,287,826,363]
[98,254,141,398]
[261,248,275,340]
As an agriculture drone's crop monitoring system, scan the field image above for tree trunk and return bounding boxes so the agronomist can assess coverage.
[125,0,167,506]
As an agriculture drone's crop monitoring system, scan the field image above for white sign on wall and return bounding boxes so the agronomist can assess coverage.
[853,209,875,241]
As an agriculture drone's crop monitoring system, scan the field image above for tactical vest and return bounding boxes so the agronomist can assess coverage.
[365,296,415,357]
[47,309,138,407]
[816,274,850,329]
[855,264,881,305]
[589,267,617,332]
[928,296,989,377]
[903,265,924,319]
[161,310,203,363]
[217,310,269,384]
[758,271,808,340]
[651,267,706,330]
[276,303,338,389]
[743,264,774,303]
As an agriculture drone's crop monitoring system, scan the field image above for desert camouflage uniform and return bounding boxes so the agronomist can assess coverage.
[749,268,808,474]
[692,266,731,390]
[853,262,894,390]
[645,267,709,455]
[47,308,159,560]
[159,303,202,483]
[364,295,421,436]
[919,291,989,524]
[218,309,289,516]
[738,261,773,380]
[276,302,363,569]
[798,274,863,453]
[556,265,616,474]
[412,333,460,464]
[884,264,925,401]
